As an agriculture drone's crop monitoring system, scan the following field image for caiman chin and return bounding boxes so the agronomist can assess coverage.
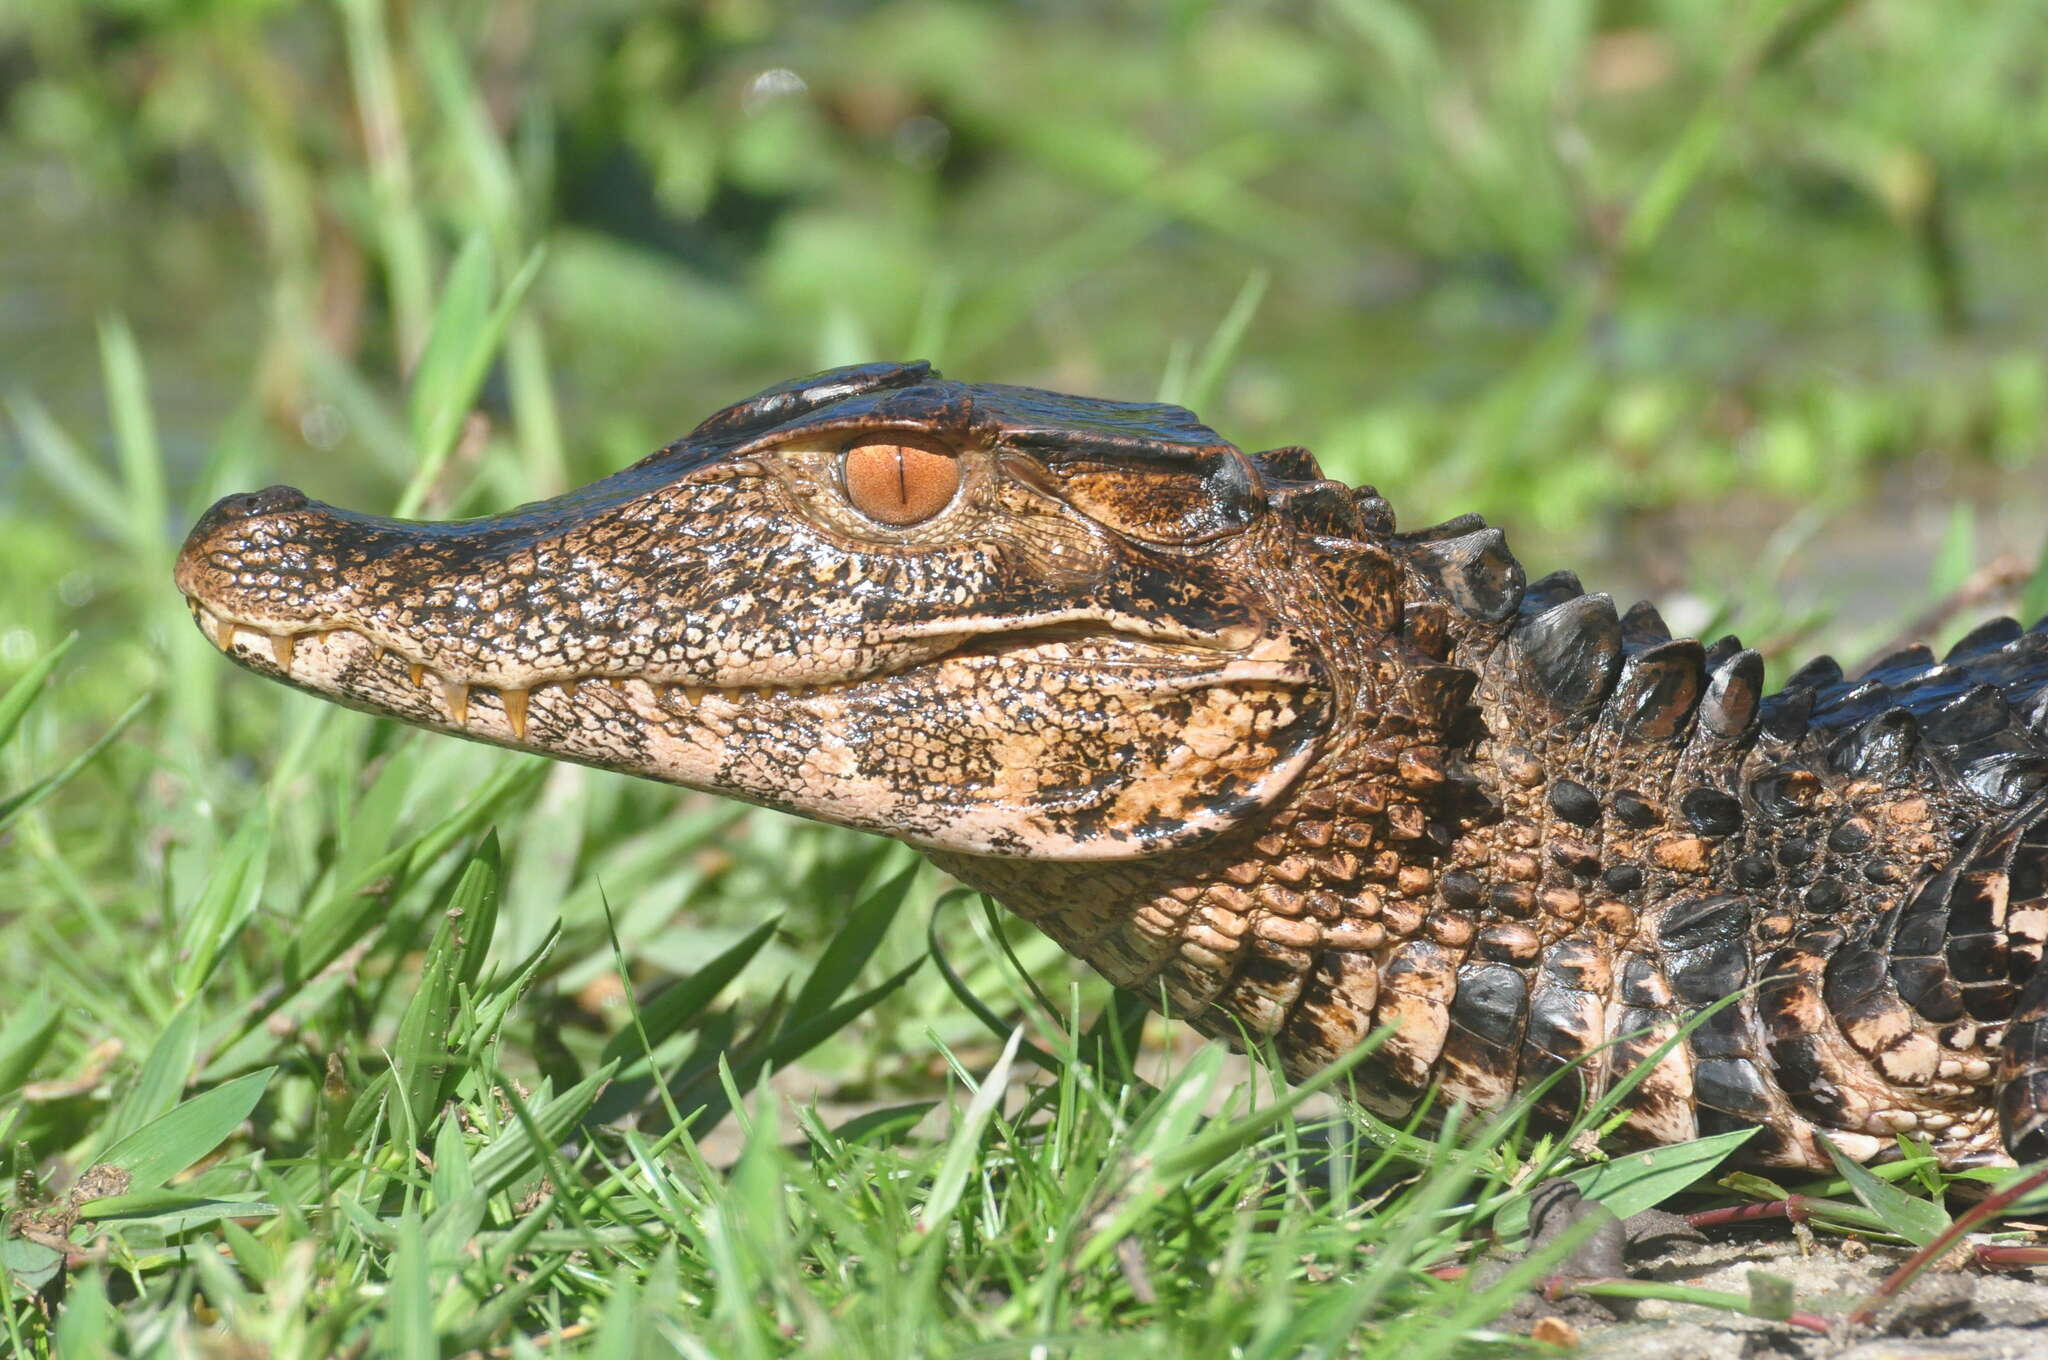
[175,361,2048,1172]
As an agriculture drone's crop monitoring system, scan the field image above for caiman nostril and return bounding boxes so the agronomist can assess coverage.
[183,485,316,551]
[234,485,311,518]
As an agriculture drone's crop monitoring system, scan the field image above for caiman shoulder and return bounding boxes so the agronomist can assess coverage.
[174,361,2048,1172]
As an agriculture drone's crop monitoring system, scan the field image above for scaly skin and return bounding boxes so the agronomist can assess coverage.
[174,362,2048,1171]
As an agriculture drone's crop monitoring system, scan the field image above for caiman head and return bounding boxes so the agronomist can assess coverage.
[175,361,1463,861]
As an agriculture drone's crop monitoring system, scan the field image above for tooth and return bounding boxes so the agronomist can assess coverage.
[214,616,236,651]
[272,634,296,669]
[683,686,711,705]
[410,663,426,688]
[501,688,529,740]
[441,679,469,725]
[562,680,580,699]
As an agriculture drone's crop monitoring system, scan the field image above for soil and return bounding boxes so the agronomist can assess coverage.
[1554,1231,2048,1359]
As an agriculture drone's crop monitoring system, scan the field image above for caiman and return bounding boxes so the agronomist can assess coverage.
[173,361,2048,1172]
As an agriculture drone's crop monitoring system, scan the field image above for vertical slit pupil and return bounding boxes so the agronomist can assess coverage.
[842,440,959,525]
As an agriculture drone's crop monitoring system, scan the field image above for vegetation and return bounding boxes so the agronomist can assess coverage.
[1,1,2045,1353]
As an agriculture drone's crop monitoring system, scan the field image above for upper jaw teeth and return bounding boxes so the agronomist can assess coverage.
[187,604,836,743]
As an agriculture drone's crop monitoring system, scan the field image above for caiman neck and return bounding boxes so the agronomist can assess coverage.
[929,514,1503,1074]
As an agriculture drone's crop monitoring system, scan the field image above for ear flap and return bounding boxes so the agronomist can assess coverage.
[1250,446,1323,481]
[1033,448,1259,545]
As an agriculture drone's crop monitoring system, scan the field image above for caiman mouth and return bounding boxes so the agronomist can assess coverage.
[178,595,1316,746]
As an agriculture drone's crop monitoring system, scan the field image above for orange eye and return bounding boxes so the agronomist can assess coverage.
[840,440,960,525]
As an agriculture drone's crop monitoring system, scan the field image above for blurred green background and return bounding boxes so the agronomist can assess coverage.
[8,0,2047,617]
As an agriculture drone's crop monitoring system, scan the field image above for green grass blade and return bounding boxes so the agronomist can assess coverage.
[466,922,560,1053]
[74,1192,279,1234]
[599,915,779,1081]
[1492,1125,1760,1246]
[762,956,925,1074]
[0,991,61,1100]
[0,695,149,835]
[99,314,170,558]
[469,1062,619,1197]
[391,833,501,1134]
[1761,0,1861,68]
[173,814,270,997]
[786,859,918,1023]
[0,633,77,751]
[415,12,523,241]
[398,235,546,516]
[1183,267,1269,413]
[594,1263,645,1360]
[383,1207,437,1360]
[1562,1275,1823,1330]
[101,1001,203,1150]
[1154,1022,1397,1180]
[2023,538,2048,623]
[917,1026,1023,1243]
[679,955,925,1134]
[338,0,434,362]
[404,232,495,467]
[7,394,127,543]
[1819,1131,1949,1247]
[287,757,541,986]
[50,1270,113,1358]
[96,1067,275,1195]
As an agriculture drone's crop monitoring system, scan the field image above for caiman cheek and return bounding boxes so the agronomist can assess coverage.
[195,621,1327,860]
[779,675,1330,859]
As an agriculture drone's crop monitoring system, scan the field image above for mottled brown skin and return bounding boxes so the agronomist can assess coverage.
[175,362,2048,1172]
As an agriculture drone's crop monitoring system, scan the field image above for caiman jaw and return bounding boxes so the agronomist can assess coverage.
[176,593,974,744]
[175,595,1312,747]
[173,582,1324,861]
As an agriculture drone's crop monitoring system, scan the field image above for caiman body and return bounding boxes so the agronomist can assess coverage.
[175,362,2048,1172]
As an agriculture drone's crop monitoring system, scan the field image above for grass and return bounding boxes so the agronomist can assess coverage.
[3,1,2048,1354]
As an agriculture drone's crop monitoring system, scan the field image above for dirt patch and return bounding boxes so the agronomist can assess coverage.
[1572,1234,2048,1359]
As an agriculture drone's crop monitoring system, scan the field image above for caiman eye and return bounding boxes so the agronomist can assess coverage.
[840,439,960,525]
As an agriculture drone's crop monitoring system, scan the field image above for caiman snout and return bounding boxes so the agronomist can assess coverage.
[176,485,317,595]
[174,484,324,607]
